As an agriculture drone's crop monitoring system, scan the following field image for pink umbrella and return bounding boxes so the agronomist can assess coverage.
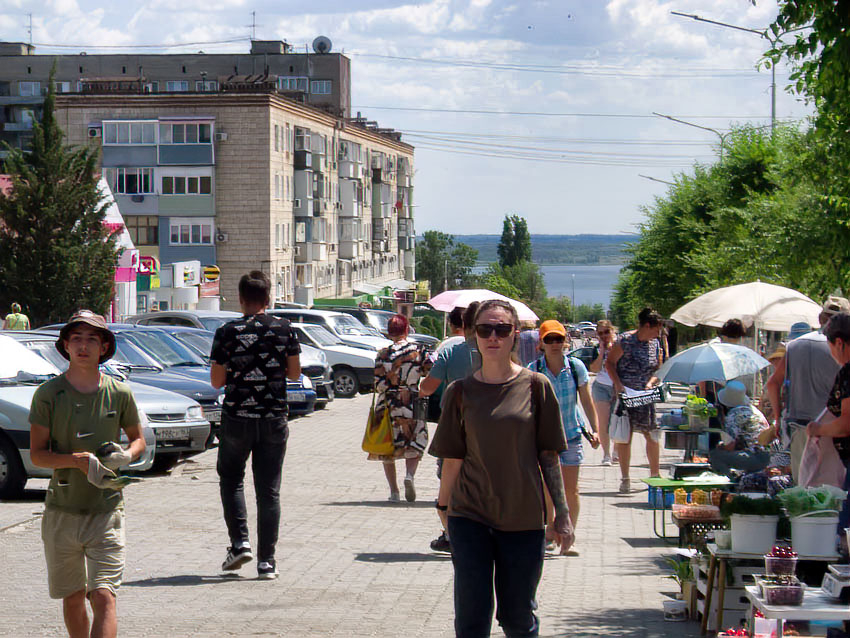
[427,289,539,322]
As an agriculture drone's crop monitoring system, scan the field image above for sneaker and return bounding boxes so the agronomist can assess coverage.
[222,545,253,571]
[404,475,416,502]
[388,491,400,503]
[601,454,612,466]
[619,478,631,494]
[257,559,278,580]
[612,453,619,463]
[545,540,557,553]
[430,531,451,553]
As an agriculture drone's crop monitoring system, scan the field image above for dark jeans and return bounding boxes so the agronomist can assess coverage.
[447,516,545,638]
[217,414,288,562]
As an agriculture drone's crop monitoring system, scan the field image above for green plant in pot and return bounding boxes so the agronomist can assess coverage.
[720,495,782,555]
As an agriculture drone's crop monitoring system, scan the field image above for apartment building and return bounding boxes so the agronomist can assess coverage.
[0,40,415,311]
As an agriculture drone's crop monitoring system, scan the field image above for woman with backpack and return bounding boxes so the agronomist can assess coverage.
[529,320,599,554]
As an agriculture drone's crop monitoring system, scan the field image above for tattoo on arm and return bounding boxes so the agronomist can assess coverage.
[539,450,568,517]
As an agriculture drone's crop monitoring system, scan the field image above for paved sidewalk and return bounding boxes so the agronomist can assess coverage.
[0,394,702,637]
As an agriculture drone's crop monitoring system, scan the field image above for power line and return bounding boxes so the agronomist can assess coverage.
[354,105,791,120]
[399,129,715,146]
[29,37,249,50]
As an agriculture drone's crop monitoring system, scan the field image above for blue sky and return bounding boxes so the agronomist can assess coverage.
[0,0,813,235]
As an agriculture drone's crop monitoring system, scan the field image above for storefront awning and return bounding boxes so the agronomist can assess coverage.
[353,283,383,295]
[384,278,416,290]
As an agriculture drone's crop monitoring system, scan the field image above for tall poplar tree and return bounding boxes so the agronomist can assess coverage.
[0,71,117,327]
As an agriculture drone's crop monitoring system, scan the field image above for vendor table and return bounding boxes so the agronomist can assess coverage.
[663,427,723,462]
[700,543,840,636]
[641,476,731,541]
[744,585,850,638]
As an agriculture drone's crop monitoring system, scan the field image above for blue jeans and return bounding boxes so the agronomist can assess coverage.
[447,516,545,638]
[217,414,288,562]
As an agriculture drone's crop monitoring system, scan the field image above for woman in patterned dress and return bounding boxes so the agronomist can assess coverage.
[605,307,664,493]
[372,313,433,502]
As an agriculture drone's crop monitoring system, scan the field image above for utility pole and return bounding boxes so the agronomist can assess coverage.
[671,11,776,133]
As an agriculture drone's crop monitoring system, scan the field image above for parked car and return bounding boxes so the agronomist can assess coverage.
[568,344,599,370]
[290,322,376,398]
[328,307,439,349]
[267,309,392,352]
[128,310,242,332]
[6,331,210,466]
[0,335,159,498]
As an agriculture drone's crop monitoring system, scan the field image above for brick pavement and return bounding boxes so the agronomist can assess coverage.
[0,394,703,637]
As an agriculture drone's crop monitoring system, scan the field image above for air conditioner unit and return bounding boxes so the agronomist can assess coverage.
[130,194,145,203]
[215,231,228,243]
[214,132,228,142]
[294,245,301,256]
[88,127,101,138]
[293,198,302,208]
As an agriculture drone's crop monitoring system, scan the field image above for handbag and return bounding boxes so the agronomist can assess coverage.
[798,435,847,489]
[362,391,395,456]
[609,398,632,444]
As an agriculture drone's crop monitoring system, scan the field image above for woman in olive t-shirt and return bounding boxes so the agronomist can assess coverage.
[429,300,571,638]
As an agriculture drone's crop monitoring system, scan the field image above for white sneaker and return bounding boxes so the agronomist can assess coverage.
[388,491,400,502]
[619,478,631,494]
[404,475,416,502]
[601,454,612,466]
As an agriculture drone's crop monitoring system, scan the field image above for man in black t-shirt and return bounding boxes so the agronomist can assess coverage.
[210,270,301,579]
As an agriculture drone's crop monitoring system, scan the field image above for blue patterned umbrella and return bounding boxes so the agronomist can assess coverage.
[656,342,770,384]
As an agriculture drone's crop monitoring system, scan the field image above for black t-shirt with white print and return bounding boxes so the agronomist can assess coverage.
[211,313,301,420]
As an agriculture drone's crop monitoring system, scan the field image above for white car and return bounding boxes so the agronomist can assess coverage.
[290,322,377,398]
[0,335,160,498]
[268,309,392,352]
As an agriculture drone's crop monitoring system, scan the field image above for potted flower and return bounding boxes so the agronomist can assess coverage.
[663,556,696,617]
[684,395,717,432]
[719,495,782,554]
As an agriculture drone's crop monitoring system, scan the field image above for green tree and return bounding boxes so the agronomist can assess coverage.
[0,72,117,327]
[415,230,478,295]
[497,214,532,267]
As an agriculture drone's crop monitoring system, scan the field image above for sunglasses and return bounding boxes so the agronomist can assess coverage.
[598,330,611,336]
[542,334,566,344]
[475,323,515,339]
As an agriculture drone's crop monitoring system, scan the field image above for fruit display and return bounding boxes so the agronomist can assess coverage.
[764,545,798,576]
[717,628,747,636]
[674,488,688,505]
[691,488,709,505]
[758,575,804,605]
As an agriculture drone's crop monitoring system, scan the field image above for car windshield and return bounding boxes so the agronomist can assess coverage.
[21,340,70,371]
[113,338,162,369]
[0,335,59,383]
[122,331,205,367]
[328,315,373,336]
[200,317,232,332]
[299,325,344,346]
[173,332,213,360]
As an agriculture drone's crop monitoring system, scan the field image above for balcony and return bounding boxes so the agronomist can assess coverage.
[293,197,314,216]
[294,150,312,170]
[1,121,33,132]
[371,167,383,184]
[338,159,359,179]
[312,199,326,215]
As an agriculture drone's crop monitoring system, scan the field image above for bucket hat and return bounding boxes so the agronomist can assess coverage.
[787,322,812,341]
[822,296,850,317]
[717,380,749,408]
[56,310,116,364]
[767,343,786,361]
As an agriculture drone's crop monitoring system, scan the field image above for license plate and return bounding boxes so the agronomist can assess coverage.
[156,427,191,440]
[204,409,221,423]
[289,392,306,402]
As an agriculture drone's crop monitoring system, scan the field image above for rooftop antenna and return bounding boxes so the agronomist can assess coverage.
[27,13,32,45]
[250,11,256,40]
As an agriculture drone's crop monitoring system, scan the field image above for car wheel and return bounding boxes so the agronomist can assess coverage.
[0,435,27,499]
[151,453,180,473]
[333,367,360,398]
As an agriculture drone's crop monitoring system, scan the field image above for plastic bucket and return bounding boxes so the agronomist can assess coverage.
[731,514,778,554]
[662,599,687,622]
[791,511,839,557]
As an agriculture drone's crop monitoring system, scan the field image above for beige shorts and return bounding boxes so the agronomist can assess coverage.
[41,508,125,600]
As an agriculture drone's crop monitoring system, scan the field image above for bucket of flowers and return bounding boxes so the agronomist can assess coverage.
[684,395,717,432]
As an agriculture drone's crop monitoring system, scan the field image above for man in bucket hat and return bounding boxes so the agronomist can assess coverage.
[29,310,145,638]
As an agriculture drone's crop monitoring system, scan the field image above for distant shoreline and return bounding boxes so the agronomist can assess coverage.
[441,233,636,267]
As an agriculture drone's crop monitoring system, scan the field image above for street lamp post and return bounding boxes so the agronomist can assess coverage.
[670,11,776,132]
[652,111,731,159]
[571,273,576,323]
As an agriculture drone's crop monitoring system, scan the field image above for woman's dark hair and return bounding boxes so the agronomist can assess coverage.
[637,307,663,327]
[462,301,481,332]
[473,300,519,328]
[448,307,465,330]
[719,318,746,340]
[824,312,850,344]
[387,313,409,338]
[238,270,271,306]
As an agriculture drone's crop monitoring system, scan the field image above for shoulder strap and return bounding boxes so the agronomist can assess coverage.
[566,356,580,389]
[453,378,464,428]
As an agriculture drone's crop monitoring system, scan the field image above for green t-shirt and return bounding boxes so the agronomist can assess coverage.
[29,374,139,514]
[5,312,29,330]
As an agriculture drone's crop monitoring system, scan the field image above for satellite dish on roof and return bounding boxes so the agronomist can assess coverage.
[312,36,332,54]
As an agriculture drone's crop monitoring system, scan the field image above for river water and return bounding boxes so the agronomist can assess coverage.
[541,264,622,309]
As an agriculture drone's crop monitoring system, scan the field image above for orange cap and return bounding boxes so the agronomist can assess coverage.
[539,320,566,340]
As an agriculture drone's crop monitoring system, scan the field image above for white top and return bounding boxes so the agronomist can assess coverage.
[595,343,612,386]
[745,585,850,621]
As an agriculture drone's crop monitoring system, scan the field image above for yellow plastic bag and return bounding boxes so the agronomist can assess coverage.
[362,393,395,456]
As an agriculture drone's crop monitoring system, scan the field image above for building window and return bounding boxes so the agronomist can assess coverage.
[169,218,214,245]
[165,80,189,92]
[125,215,159,246]
[18,81,40,96]
[161,175,212,195]
[277,77,308,92]
[103,121,156,145]
[295,127,311,151]
[159,123,212,144]
[195,80,217,91]
[53,81,72,93]
[274,124,279,152]
[274,174,280,200]
[311,80,332,95]
[103,168,155,194]
[285,124,290,152]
